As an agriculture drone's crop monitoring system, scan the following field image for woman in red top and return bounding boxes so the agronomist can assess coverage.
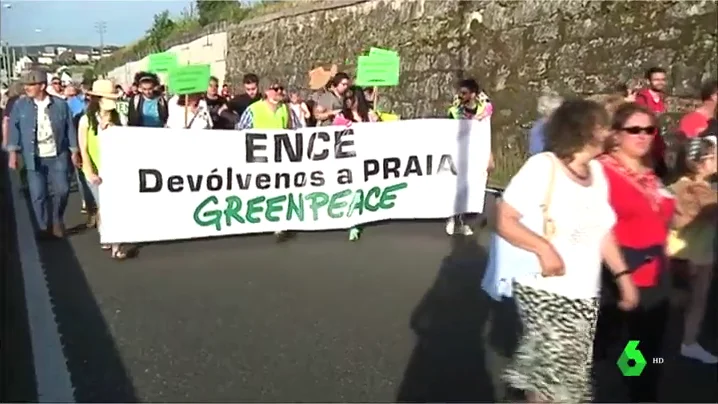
[594,103,676,403]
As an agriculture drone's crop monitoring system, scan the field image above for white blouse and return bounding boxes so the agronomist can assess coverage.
[166,95,213,130]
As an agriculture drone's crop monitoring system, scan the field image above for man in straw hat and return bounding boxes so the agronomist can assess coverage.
[5,69,80,239]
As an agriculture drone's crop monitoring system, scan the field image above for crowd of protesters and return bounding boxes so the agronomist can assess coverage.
[1,63,716,403]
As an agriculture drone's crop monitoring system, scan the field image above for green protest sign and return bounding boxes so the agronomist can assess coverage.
[148,52,178,73]
[168,64,211,95]
[355,55,400,87]
[369,47,399,58]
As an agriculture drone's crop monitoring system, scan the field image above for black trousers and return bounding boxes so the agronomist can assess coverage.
[594,287,669,402]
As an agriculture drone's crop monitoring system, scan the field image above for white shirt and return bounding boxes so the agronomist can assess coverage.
[289,103,307,127]
[499,153,616,299]
[166,95,213,130]
[34,97,58,158]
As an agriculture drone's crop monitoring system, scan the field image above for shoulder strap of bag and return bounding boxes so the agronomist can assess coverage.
[540,154,557,239]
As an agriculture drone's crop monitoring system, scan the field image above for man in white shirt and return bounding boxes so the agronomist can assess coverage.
[5,70,80,239]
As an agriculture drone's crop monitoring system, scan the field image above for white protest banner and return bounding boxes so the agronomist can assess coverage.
[98,119,491,243]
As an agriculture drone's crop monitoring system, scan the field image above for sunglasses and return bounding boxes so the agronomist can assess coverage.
[269,86,284,92]
[622,126,657,135]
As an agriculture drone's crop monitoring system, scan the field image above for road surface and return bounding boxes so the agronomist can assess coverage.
[3,177,717,402]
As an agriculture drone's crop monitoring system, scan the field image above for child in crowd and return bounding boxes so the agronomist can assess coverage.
[667,136,718,364]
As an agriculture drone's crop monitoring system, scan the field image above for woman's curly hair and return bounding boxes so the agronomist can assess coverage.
[133,71,160,86]
[544,98,609,162]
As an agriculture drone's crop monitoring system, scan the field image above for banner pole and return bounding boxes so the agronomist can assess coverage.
[373,86,379,112]
[184,95,189,128]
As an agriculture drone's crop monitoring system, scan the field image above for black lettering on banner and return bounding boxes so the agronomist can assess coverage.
[275,173,290,189]
[255,173,272,189]
[167,175,184,192]
[383,157,401,179]
[363,159,379,181]
[274,133,302,163]
[294,172,307,188]
[246,133,268,163]
[405,155,423,176]
[438,154,457,175]
[225,167,234,191]
[334,128,356,159]
[363,154,457,181]
[139,169,163,192]
[310,171,326,187]
[336,168,353,185]
[235,173,251,190]
[207,169,224,191]
[187,174,204,192]
[308,131,330,161]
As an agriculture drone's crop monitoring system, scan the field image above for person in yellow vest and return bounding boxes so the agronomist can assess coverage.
[237,78,303,242]
[445,78,495,236]
[78,79,132,260]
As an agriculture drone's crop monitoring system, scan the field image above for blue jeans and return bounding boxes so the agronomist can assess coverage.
[26,154,71,231]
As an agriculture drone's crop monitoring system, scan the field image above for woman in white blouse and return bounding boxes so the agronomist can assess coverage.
[488,99,639,403]
[166,93,213,129]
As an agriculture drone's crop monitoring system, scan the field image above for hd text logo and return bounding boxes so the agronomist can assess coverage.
[617,340,664,376]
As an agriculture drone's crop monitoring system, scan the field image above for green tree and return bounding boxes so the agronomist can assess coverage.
[146,10,176,52]
[196,0,225,26]
[82,68,96,85]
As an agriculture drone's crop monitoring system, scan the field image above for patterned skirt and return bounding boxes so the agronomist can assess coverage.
[503,281,599,403]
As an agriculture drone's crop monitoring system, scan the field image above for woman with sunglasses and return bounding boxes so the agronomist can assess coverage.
[594,102,676,403]
[333,86,378,241]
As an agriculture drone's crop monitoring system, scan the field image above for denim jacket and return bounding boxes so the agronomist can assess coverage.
[6,94,78,170]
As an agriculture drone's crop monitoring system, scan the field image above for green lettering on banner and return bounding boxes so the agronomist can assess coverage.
[169,64,211,95]
[191,183,409,232]
[193,196,222,231]
[327,189,351,219]
[355,54,400,87]
[265,195,287,222]
[148,52,178,73]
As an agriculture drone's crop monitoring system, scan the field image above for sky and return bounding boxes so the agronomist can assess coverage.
[0,0,193,46]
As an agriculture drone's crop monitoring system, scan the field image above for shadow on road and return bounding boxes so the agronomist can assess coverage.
[32,218,138,401]
[1,156,38,402]
[396,235,496,402]
[397,111,508,402]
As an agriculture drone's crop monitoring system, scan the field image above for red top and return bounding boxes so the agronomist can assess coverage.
[599,155,676,287]
[635,88,666,114]
[635,88,667,168]
[678,111,711,138]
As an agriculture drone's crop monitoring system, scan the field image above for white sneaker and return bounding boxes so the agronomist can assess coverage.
[681,343,718,364]
[445,218,455,235]
[459,224,474,236]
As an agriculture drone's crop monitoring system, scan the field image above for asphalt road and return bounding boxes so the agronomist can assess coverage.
[5,186,718,402]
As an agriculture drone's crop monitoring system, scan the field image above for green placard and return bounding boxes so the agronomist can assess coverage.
[369,47,399,58]
[168,64,211,95]
[355,55,400,87]
[147,52,178,73]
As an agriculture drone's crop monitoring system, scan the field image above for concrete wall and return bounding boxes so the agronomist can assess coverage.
[106,32,228,87]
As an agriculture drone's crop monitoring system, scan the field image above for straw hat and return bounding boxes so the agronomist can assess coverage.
[86,79,120,99]
[308,64,338,90]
